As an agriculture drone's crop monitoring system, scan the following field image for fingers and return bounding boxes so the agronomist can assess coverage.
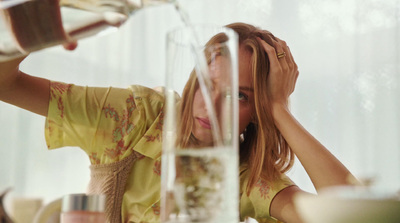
[257,35,300,98]
[277,38,300,93]
[256,37,281,70]
[273,37,299,79]
[256,35,299,78]
[62,41,78,51]
[272,37,291,67]
[274,37,297,70]
[256,36,290,72]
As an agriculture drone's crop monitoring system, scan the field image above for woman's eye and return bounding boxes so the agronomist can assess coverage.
[238,92,248,101]
[210,51,222,63]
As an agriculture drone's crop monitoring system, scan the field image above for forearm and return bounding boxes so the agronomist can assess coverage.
[0,57,50,116]
[272,102,360,191]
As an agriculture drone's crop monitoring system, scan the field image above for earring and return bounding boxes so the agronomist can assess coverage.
[239,133,245,143]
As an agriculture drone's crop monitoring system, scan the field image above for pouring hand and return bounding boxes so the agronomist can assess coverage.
[63,41,78,51]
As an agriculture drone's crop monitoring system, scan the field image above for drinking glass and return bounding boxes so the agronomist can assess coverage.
[161,24,239,223]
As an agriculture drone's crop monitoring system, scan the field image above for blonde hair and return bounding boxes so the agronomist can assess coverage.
[176,32,230,149]
[177,23,294,194]
[226,23,294,195]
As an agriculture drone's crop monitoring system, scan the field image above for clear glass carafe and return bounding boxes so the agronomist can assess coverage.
[0,0,171,61]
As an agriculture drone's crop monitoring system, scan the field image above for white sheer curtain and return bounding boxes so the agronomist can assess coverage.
[1,0,399,204]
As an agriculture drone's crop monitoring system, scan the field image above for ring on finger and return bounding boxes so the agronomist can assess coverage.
[277,52,286,59]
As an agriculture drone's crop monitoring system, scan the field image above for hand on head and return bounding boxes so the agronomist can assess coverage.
[256,36,299,107]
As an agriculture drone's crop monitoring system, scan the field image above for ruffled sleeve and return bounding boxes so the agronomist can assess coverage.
[45,81,164,164]
[239,164,295,223]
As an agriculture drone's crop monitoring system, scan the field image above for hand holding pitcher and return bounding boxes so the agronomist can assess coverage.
[0,0,171,62]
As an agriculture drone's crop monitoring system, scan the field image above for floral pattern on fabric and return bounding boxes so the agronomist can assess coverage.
[255,178,272,200]
[143,108,163,143]
[153,160,161,176]
[151,202,160,216]
[103,104,120,121]
[155,108,164,131]
[45,83,165,222]
[45,120,56,149]
[89,152,101,165]
[49,82,71,118]
[144,133,161,142]
[239,164,295,222]
[102,95,137,160]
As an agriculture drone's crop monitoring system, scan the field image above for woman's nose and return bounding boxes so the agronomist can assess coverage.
[211,89,224,115]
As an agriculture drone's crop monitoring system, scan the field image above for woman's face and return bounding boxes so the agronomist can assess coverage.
[191,46,255,144]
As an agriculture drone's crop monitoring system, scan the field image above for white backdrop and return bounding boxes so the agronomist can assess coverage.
[1,0,400,205]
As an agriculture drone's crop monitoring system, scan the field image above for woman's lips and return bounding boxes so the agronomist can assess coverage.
[197,117,211,129]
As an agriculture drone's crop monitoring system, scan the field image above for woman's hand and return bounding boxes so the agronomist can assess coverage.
[63,41,78,51]
[257,37,299,108]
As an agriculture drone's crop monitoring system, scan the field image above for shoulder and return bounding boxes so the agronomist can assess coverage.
[239,164,296,221]
[129,85,165,102]
[239,164,294,195]
[270,185,307,222]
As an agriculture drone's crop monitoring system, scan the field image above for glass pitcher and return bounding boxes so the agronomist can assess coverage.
[0,0,171,62]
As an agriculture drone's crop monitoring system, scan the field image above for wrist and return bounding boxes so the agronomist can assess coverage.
[0,57,25,94]
[271,101,291,122]
[0,56,25,76]
[271,101,289,112]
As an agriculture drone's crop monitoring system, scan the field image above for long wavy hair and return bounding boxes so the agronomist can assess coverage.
[177,23,294,195]
[227,23,294,194]
[176,32,230,149]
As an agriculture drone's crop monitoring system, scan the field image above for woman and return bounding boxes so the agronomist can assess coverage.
[0,22,358,222]
[224,23,359,222]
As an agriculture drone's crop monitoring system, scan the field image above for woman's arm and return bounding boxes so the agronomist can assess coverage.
[258,36,359,191]
[257,37,360,222]
[270,186,305,223]
[0,0,77,116]
[0,57,50,116]
[272,102,358,189]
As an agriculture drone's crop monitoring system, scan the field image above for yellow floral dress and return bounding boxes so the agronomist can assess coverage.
[45,81,294,223]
